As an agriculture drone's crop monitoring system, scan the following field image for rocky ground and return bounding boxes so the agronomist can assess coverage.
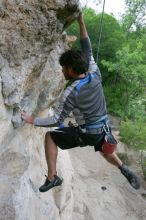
[69,146,146,220]
[67,116,146,220]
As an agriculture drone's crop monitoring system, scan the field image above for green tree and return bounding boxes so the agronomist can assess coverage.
[122,0,146,34]
[102,41,146,118]
[120,119,146,150]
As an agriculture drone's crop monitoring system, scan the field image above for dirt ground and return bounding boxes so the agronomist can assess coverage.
[69,147,146,220]
[66,116,146,220]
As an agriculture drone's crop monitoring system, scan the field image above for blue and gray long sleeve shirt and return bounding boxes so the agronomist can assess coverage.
[34,37,107,132]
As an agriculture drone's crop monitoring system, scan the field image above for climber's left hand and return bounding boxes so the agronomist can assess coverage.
[21,111,34,124]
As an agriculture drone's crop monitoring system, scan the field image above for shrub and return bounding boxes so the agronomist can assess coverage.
[120,119,146,150]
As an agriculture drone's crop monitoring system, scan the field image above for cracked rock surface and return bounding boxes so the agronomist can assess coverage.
[0,1,79,219]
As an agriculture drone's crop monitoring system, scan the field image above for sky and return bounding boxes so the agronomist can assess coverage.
[80,0,126,19]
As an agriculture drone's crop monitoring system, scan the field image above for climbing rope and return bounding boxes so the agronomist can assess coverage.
[96,0,106,63]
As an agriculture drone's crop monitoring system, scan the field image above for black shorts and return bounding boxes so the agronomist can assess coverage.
[50,126,105,152]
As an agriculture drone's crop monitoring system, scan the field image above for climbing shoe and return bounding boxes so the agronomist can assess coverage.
[39,175,63,192]
[119,164,140,190]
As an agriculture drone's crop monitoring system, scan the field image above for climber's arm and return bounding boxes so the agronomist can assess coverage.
[77,13,88,39]
[77,13,101,77]
[21,85,75,127]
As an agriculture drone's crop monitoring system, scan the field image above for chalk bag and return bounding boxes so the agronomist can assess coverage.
[102,124,117,154]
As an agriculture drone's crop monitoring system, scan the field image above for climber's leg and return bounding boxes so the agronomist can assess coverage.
[100,151,140,189]
[39,132,63,192]
[100,151,123,167]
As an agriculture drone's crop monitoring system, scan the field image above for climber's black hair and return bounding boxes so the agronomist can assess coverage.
[59,50,88,74]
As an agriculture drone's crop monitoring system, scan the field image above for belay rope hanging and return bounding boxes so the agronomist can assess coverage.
[96,0,106,63]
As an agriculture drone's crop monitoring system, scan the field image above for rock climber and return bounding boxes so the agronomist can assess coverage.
[22,13,140,192]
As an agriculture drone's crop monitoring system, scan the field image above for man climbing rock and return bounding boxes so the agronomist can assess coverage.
[22,13,140,192]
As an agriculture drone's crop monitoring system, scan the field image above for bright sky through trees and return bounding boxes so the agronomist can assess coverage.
[80,0,126,19]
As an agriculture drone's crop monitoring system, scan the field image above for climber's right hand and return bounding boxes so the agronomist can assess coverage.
[77,12,83,23]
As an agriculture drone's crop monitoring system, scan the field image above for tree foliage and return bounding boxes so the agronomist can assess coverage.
[120,119,146,150]
[102,41,146,118]
[122,0,146,34]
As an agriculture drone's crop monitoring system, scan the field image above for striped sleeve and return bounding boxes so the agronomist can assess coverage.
[34,82,77,127]
[80,37,101,79]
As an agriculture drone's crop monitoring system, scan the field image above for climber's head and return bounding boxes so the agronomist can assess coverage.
[59,49,88,80]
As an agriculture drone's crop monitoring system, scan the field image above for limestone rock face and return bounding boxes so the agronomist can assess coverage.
[0,1,79,219]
